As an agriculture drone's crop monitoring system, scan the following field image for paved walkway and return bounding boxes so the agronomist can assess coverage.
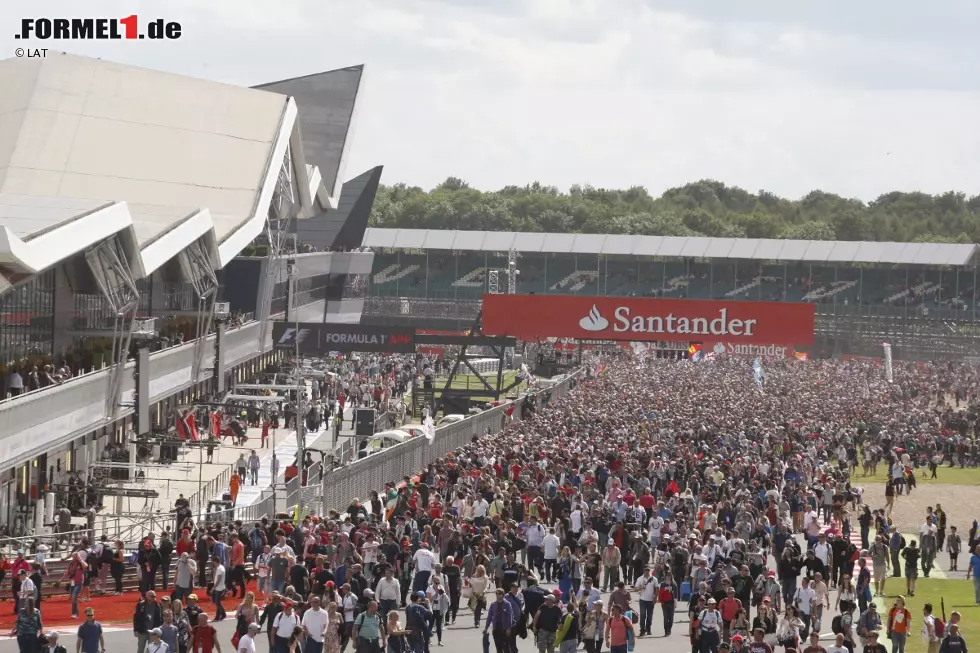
[205,402,359,510]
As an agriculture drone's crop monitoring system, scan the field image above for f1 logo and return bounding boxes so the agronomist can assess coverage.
[390,334,411,345]
[278,328,311,345]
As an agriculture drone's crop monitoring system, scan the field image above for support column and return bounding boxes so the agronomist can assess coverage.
[135,347,151,436]
[149,273,165,314]
[128,442,137,482]
[215,322,227,393]
[52,266,74,362]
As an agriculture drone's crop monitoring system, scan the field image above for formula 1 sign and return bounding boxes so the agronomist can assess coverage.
[482,294,814,345]
[271,322,417,353]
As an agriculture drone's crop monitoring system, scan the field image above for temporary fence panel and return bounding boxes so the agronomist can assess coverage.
[314,370,582,516]
[186,370,582,525]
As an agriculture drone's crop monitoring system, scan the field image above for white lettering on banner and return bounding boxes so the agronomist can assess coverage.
[720,343,789,357]
[323,333,389,345]
[612,307,757,337]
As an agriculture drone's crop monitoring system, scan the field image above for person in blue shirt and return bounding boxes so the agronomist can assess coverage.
[485,589,514,653]
[76,607,105,653]
[965,544,980,605]
[406,591,432,653]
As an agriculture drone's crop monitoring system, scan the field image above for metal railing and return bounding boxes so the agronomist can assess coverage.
[1,364,108,405]
[0,511,176,555]
[312,370,581,517]
[189,371,581,526]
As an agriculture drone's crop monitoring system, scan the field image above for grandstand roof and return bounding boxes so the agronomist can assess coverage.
[361,228,980,267]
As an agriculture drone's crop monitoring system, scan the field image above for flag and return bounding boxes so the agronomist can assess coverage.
[210,411,222,438]
[752,359,764,389]
[423,416,436,442]
[175,409,199,441]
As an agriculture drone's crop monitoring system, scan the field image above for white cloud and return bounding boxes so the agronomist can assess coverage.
[2,0,978,201]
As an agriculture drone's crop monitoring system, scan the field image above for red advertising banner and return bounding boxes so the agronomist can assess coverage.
[482,294,814,345]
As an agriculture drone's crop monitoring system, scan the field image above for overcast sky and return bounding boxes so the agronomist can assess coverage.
[4,0,980,201]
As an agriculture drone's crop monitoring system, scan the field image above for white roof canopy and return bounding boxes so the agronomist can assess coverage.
[361,228,980,267]
[0,53,367,279]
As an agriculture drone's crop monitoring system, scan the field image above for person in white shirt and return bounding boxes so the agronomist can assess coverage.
[474,497,489,521]
[699,598,723,651]
[794,578,816,639]
[634,569,659,637]
[570,508,584,536]
[17,570,35,608]
[813,534,833,569]
[525,517,547,573]
[211,562,227,621]
[274,603,301,652]
[648,515,665,547]
[7,369,23,396]
[412,544,436,593]
[376,568,402,618]
[256,546,271,601]
[301,596,328,648]
[542,528,562,583]
[237,622,260,653]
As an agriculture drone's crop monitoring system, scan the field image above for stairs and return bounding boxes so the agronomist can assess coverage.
[803,280,858,301]
[726,278,762,298]
[373,264,420,284]
[660,275,692,294]
[884,282,938,304]
[550,270,598,292]
[453,267,487,288]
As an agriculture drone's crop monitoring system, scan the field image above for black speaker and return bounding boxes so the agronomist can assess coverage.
[442,395,471,415]
[355,408,376,436]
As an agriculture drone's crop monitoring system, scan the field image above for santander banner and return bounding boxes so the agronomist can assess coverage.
[482,294,814,345]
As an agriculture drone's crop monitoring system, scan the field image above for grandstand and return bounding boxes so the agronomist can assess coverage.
[360,228,980,361]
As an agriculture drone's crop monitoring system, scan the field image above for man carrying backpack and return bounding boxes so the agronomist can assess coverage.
[923,603,944,653]
[699,598,723,653]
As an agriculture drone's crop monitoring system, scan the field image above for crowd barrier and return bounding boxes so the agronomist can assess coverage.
[207,370,582,524]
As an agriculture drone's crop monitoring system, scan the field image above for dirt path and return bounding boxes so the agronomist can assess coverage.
[860,481,980,535]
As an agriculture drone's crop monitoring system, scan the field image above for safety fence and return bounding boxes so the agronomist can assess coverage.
[198,370,582,525]
[308,370,582,517]
[19,371,582,549]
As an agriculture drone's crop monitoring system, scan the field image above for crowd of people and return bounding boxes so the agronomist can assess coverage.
[10,352,980,653]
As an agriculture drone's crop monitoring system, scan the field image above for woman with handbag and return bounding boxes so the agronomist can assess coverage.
[776,606,805,651]
[233,592,260,649]
[386,608,410,653]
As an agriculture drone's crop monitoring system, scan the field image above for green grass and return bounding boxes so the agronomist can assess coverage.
[858,466,980,487]
[435,370,521,396]
[870,578,977,653]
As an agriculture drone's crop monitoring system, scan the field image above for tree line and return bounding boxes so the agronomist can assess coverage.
[369,178,980,244]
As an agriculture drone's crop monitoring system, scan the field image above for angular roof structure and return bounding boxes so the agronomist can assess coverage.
[254,65,365,211]
[0,54,367,287]
[294,165,383,251]
[361,228,980,267]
